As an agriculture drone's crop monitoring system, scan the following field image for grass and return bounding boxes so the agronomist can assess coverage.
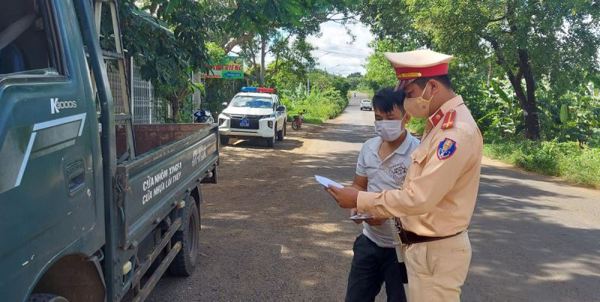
[283,88,349,124]
[483,139,600,188]
[287,116,324,125]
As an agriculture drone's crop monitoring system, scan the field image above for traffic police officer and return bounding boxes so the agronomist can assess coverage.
[328,49,483,302]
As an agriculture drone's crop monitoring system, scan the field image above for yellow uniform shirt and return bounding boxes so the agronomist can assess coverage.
[357,96,483,237]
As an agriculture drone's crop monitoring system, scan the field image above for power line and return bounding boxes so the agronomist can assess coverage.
[312,49,372,58]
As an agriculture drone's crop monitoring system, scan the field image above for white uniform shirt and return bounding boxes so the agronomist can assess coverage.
[356,133,419,248]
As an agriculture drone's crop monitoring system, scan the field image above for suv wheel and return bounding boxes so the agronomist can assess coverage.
[220,135,229,146]
[266,130,275,148]
[276,123,284,141]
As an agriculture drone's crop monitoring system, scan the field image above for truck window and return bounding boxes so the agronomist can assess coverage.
[0,0,63,79]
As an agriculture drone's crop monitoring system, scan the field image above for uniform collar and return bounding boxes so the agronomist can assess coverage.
[367,132,415,156]
[428,95,464,127]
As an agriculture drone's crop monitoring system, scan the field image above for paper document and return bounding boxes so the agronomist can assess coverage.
[349,213,373,220]
[315,175,344,189]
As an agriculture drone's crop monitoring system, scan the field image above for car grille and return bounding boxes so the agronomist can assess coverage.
[230,115,261,130]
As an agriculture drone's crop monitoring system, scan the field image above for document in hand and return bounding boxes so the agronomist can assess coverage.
[314,175,344,189]
[349,213,373,220]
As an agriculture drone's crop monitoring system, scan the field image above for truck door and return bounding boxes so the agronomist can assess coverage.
[0,1,103,298]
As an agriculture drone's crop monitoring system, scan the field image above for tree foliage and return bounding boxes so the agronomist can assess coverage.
[119,1,210,121]
[359,0,600,140]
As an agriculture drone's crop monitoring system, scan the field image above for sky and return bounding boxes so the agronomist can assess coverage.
[307,20,374,76]
[233,20,375,76]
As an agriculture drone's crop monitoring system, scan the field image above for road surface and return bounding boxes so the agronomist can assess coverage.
[148,94,600,302]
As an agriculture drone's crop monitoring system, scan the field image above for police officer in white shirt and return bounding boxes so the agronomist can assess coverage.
[346,88,419,302]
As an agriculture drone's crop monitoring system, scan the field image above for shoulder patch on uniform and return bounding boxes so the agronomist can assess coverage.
[437,138,457,160]
[441,109,456,130]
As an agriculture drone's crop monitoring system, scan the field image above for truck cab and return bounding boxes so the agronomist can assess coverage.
[218,87,287,148]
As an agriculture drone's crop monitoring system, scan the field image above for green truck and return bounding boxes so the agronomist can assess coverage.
[0,1,219,301]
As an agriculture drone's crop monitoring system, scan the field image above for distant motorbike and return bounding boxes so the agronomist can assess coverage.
[291,111,304,130]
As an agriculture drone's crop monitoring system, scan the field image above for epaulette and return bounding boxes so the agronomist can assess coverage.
[441,109,456,130]
[429,109,444,127]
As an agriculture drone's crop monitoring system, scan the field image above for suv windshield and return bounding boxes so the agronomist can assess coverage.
[231,96,273,109]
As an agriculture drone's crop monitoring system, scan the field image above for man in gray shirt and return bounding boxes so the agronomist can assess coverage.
[346,88,419,302]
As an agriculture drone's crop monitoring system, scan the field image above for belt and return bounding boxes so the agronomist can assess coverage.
[398,229,463,245]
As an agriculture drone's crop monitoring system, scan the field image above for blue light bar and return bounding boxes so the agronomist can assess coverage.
[241,86,258,92]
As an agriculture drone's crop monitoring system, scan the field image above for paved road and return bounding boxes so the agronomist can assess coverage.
[148,94,600,302]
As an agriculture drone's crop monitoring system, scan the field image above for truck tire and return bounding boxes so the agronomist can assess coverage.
[276,123,284,141]
[220,135,229,146]
[28,294,69,302]
[168,201,200,277]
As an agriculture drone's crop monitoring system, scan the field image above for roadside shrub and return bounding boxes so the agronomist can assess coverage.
[484,139,600,188]
[407,118,426,135]
[281,85,348,123]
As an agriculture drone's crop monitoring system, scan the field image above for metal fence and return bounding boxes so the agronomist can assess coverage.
[106,60,127,115]
[106,58,205,124]
[131,65,165,124]
[106,58,167,124]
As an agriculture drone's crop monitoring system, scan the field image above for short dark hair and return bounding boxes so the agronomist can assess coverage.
[372,87,406,114]
[412,75,452,90]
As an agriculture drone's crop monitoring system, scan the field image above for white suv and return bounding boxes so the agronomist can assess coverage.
[218,88,287,147]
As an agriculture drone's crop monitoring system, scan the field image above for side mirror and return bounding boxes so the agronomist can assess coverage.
[221,102,228,107]
[276,105,286,112]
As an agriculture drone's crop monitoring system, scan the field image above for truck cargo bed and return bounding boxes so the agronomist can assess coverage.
[116,123,214,156]
[114,124,218,249]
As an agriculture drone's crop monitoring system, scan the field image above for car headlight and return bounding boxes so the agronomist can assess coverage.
[219,113,231,119]
[259,113,276,119]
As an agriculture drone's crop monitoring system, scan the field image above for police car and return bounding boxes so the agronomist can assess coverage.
[218,87,287,147]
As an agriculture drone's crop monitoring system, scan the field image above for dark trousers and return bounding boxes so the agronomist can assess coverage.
[346,234,408,302]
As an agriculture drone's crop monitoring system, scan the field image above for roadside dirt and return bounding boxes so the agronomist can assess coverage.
[148,97,375,302]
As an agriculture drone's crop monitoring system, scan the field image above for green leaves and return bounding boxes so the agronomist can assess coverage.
[559,104,570,124]
[358,0,600,142]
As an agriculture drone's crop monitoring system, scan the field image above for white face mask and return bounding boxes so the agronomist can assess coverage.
[374,119,405,141]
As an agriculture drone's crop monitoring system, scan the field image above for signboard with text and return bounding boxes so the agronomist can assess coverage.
[204,56,244,80]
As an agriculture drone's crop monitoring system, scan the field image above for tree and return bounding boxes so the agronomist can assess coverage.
[201,0,358,85]
[119,1,210,122]
[359,0,600,140]
[266,36,315,91]
[345,72,363,90]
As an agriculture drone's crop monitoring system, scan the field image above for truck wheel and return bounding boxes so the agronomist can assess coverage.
[28,294,69,302]
[276,123,284,141]
[220,135,229,146]
[168,201,200,277]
